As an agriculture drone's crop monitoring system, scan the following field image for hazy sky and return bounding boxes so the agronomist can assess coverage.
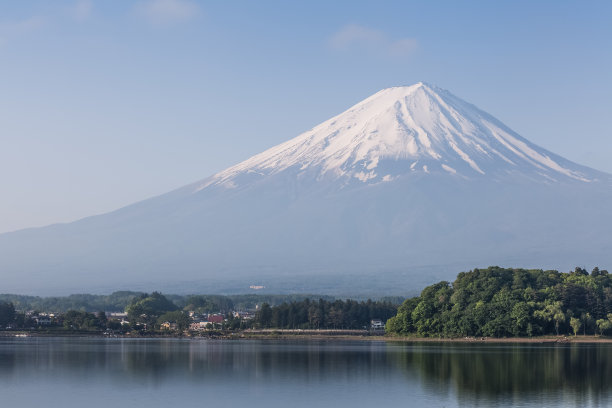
[1,0,611,233]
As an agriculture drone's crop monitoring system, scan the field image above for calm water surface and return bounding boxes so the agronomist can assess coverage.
[1,337,611,407]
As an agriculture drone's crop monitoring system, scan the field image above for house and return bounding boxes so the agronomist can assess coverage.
[34,315,52,326]
[189,321,213,331]
[370,319,385,330]
[232,311,255,320]
[207,314,224,324]
[160,321,178,330]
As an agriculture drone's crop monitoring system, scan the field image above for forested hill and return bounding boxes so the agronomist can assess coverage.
[0,292,398,313]
[386,266,612,338]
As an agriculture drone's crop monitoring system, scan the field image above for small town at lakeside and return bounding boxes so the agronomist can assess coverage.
[0,292,395,337]
[2,266,612,340]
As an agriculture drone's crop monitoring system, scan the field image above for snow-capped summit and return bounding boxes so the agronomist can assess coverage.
[200,82,595,192]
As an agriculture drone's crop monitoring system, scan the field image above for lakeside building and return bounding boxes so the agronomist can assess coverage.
[189,321,214,331]
[207,314,224,324]
[160,322,178,331]
[370,319,384,330]
[232,311,255,320]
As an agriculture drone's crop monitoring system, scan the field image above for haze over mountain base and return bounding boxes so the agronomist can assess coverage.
[2,83,611,295]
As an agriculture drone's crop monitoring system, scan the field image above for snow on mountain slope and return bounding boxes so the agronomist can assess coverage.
[197,82,597,192]
[1,82,611,295]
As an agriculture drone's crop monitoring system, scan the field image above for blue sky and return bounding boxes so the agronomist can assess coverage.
[1,0,611,233]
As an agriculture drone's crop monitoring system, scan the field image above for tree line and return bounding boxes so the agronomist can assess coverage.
[0,292,339,314]
[0,303,114,332]
[252,298,398,330]
[386,266,612,337]
[124,294,399,332]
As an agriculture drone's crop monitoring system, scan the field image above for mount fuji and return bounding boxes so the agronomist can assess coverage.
[2,83,612,295]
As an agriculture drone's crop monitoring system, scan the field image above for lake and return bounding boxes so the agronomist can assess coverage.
[1,337,611,407]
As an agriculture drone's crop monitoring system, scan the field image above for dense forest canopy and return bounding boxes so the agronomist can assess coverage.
[125,292,178,318]
[0,291,143,313]
[386,266,612,337]
[252,299,397,330]
[0,292,342,313]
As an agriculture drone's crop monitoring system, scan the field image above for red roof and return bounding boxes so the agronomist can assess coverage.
[207,314,224,323]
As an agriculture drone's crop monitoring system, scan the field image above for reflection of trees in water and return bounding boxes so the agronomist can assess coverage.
[0,351,16,378]
[0,339,399,385]
[151,340,399,384]
[389,342,612,403]
[0,339,119,379]
[3,338,612,404]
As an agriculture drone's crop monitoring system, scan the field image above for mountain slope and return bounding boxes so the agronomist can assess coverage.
[1,83,611,295]
[198,83,603,190]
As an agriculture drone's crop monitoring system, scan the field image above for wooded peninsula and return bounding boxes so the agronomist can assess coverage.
[386,266,612,337]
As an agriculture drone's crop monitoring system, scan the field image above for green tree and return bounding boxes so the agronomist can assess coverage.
[510,301,531,337]
[62,310,101,330]
[0,302,16,327]
[157,311,190,331]
[534,301,565,335]
[184,295,234,314]
[385,297,419,335]
[126,292,178,323]
[96,311,107,328]
[596,319,612,335]
[569,317,581,336]
[582,312,594,335]
[255,303,272,328]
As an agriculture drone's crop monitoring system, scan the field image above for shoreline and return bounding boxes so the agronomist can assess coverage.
[240,334,612,343]
[3,330,612,344]
[385,335,612,344]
